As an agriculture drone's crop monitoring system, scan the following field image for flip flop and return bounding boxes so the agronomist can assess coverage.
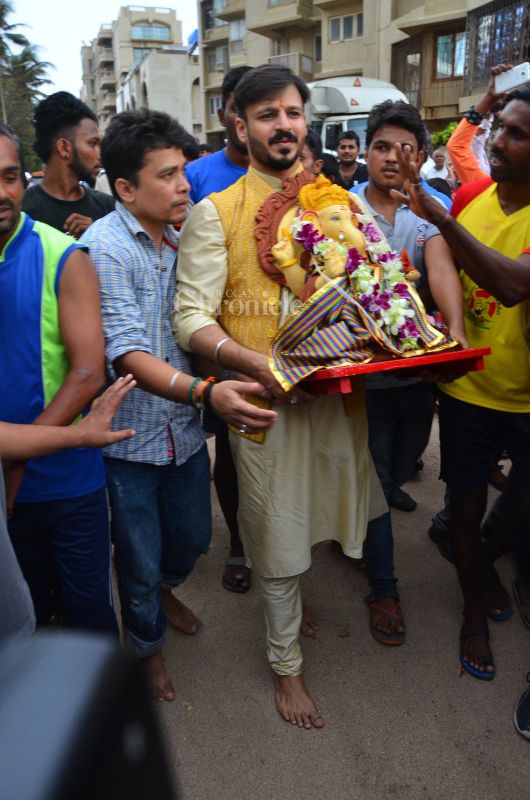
[460,623,495,681]
[512,579,530,631]
[480,568,513,622]
[481,593,513,622]
[222,556,251,594]
[368,600,405,646]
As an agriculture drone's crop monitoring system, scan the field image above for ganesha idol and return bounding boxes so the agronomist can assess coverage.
[254,174,458,391]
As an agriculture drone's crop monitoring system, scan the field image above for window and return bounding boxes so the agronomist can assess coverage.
[131,24,171,41]
[314,34,322,63]
[465,2,528,94]
[230,17,246,54]
[208,45,228,71]
[329,13,362,43]
[209,95,222,116]
[435,32,466,79]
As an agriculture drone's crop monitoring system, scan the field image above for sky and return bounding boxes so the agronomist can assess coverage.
[12,1,198,96]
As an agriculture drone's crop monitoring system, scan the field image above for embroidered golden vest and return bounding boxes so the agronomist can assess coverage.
[209,168,282,355]
[209,168,285,442]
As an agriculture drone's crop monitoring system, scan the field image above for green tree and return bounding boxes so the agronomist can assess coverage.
[0,0,30,124]
[431,121,458,148]
[3,44,53,170]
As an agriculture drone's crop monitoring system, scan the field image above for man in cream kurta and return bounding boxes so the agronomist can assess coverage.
[174,65,389,730]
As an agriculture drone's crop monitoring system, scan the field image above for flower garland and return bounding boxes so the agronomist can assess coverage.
[290,214,422,351]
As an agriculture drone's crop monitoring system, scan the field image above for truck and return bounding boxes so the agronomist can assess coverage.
[307,76,408,155]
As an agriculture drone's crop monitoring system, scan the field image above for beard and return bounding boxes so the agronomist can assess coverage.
[247,131,299,172]
[71,146,97,187]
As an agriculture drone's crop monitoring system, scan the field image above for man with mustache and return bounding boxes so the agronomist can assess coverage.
[185,66,253,595]
[350,101,465,517]
[392,85,530,716]
[22,92,114,239]
[175,64,391,729]
[0,123,118,637]
[81,108,275,702]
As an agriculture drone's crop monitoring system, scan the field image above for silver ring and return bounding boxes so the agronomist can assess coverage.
[288,396,298,405]
[239,424,248,433]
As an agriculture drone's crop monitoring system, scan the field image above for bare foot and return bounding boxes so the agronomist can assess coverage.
[143,651,175,702]
[161,588,200,634]
[301,606,319,638]
[275,674,325,729]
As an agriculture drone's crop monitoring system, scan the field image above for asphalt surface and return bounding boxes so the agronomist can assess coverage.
[156,423,530,800]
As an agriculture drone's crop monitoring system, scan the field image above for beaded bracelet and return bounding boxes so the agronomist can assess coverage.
[194,376,217,409]
[188,377,202,406]
[464,106,485,126]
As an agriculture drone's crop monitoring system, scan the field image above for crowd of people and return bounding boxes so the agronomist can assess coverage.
[1,61,529,740]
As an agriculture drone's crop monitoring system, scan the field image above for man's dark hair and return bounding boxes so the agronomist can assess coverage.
[221,65,253,109]
[365,100,428,153]
[502,85,530,108]
[427,177,452,198]
[234,63,310,120]
[198,143,213,152]
[33,91,97,163]
[336,130,360,149]
[320,153,340,183]
[101,109,194,200]
[0,123,27,185]
[305,129,323,160]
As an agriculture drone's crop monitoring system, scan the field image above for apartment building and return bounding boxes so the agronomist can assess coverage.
[197,0,529,144]
[81,5,203,136]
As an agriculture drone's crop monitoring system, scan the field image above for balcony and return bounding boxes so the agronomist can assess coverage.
[313,0,351,8]
[203,23,230,43]
[394,4,466,35]
[247,0,319,38]
[96,23,113,46]
[204,70,225,90]
[100,91,116,110]
[268,52,314,81]
[95,47,114,68]
[98,71,115,89]
[215,0,245,21]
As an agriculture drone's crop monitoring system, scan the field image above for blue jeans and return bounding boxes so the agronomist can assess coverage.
[367,382,435,500]
[9,487,117,636]
[364,511,399,604]
[105,445,212,658]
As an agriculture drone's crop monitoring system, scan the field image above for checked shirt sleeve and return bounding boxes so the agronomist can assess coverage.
[87,243,153,366]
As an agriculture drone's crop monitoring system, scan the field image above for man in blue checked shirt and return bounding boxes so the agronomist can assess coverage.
[82,109,276,702]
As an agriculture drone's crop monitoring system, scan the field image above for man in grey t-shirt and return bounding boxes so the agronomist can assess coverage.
[351,100,465,511]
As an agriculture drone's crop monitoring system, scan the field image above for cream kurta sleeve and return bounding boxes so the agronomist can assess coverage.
[173,198,228,351]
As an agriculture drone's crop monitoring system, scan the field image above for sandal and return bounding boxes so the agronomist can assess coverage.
[460,623,495,681]
[368,600,405,646]
[480,567,513,622]
[222,556,251,594]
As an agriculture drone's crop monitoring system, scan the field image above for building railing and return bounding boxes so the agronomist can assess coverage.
[268,52,314,76]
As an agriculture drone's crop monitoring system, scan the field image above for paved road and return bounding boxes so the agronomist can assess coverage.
[157,424,530,800]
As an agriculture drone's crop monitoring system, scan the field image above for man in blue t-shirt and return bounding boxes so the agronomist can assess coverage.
[186,66,251,204]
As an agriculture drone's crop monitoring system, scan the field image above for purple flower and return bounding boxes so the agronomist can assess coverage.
[295,222,324,252]
[377,251,398,263]
[397,318,420,340]
[393,283,409,298]
[345,247,364,274]
[359,221,382,243]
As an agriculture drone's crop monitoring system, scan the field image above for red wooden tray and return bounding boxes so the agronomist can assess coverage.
[302,347,491,396]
